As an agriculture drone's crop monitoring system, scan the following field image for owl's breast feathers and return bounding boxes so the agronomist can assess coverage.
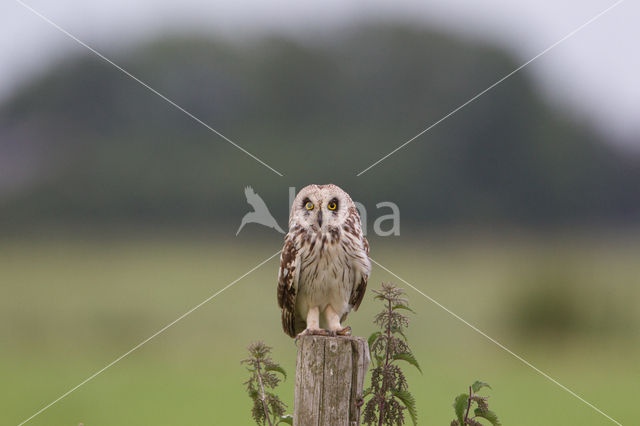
[277,221,370,337]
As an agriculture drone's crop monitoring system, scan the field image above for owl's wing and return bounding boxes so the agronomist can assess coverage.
[349,235,370,311]
[277,233,300,338]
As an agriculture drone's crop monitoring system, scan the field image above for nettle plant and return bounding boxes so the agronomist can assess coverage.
[241,287,502,426]
[241,342,292,426]
[451,381,501,426]
[363,283,421,426]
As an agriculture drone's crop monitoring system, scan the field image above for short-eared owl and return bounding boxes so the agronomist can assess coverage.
[277,184,371,338]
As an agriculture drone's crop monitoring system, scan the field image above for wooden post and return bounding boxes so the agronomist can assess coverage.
[294,335,370,426]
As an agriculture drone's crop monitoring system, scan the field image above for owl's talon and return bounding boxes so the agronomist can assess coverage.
[336,326,352,336]
[294,330,307,343]
[295,328,330,342]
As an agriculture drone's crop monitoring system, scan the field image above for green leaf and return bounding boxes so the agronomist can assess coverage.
[392,303,415,313]
[392,352,422,374]
[453,393,468,425]
[392,389,418,425]
[471,381,491,393]
[474,408,501,425]
[265,364,287,380]
[277,415,293,425]
[368,331,381,351]
[373,353,385,366]
[395,327,409,342]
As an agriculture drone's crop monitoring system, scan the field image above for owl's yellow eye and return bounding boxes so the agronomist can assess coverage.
[328,201,337,210]
[305,201,314,210]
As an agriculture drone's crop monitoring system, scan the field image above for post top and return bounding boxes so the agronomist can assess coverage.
[296,334,366,343]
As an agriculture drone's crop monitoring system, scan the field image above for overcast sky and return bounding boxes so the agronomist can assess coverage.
[3,0,639,143]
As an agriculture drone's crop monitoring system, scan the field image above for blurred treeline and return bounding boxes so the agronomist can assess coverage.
[1,24,639,231]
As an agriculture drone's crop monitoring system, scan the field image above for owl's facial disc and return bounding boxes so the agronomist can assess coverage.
[291,184,352,234]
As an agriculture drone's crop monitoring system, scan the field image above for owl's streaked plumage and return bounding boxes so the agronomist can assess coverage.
[277,184,371,338]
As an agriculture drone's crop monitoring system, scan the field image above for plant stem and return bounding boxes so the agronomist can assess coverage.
[255,359,274,426]
[384,298,392,371]
[377,298,393,426]
[463,386,472,424]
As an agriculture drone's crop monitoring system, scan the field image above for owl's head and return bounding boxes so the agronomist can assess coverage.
[290,184,354,231]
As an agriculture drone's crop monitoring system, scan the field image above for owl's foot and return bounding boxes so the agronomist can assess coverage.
[295,328,330,343]
[336,326,352,336]
[327,326,351,337]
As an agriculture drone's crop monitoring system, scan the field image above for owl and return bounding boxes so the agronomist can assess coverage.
[277,184,371,338]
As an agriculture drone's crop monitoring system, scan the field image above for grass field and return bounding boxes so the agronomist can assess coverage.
[1,233,639,425]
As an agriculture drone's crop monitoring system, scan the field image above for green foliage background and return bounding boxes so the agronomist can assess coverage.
[1,24,639,229]
[1,235,638,425]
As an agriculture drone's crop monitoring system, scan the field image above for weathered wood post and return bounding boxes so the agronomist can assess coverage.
[294,335,370,426]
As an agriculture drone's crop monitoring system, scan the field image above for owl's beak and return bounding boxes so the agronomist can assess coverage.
[317,210,323,227]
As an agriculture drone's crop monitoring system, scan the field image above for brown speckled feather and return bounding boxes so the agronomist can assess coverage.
[349,235,369,311]
[277,234,299,337]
